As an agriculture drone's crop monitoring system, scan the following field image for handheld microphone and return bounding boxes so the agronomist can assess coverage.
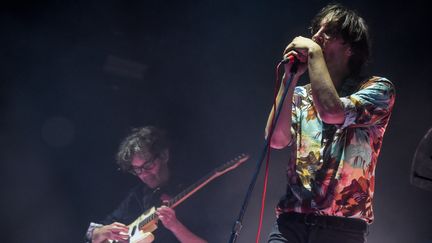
[281,55,299,64]
[280,55,299,73]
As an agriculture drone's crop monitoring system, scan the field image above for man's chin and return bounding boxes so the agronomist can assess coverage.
[142,179,159,189]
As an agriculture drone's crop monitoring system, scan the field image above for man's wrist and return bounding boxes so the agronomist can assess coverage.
[167,219,184,233]
[308,44,323,58]
[86,222,103,242]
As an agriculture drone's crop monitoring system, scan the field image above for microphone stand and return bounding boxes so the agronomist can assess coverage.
[228,62,298,243]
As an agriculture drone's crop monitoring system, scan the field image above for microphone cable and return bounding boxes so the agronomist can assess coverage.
[255,58,297,243]
[228,57,298,243]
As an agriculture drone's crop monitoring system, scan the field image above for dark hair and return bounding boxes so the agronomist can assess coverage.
[116,126,170,172]
[310,3,370,76]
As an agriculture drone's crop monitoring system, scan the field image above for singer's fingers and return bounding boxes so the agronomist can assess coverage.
[283,36,303,54]
[284,36,314,57]
[282,50,299,60]
[283,44,296,55]
[283,50,308,63]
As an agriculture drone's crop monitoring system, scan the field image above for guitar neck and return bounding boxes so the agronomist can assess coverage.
[137,154,249,229]
[166,170,216,208]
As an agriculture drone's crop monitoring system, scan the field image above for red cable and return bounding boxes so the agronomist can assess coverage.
[255,62,283,243]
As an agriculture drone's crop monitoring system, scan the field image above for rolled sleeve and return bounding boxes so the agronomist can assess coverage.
[338,77,395,129]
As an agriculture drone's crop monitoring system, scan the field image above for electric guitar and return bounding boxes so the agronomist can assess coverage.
[111,153,249,243]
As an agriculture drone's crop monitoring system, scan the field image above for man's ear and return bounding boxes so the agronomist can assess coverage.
[345,47,353,57]
[160,149,169,164]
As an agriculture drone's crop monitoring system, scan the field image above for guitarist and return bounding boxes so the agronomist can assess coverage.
[85,126,207,243]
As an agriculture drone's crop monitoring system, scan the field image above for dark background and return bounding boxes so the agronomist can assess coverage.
[1,0,431,242]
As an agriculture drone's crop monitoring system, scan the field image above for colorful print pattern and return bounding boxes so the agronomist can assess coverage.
[277,76,395,223]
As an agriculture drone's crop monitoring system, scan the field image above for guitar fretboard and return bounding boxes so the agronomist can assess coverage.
[137,154,248,229]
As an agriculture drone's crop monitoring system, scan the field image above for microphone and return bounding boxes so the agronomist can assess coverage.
[280,55,299,73]
[281,55,299,64]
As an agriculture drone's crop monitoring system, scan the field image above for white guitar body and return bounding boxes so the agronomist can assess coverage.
[127,207,157,243]
[109,207,157,243]
[129,232,154,243]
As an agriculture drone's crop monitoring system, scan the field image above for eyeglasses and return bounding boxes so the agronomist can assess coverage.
[310,24,341,42]
[129,156,158,175]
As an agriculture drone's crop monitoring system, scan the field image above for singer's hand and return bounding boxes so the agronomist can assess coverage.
[283,36,321,77]
[282,49,307,80]
[282,50,307,79]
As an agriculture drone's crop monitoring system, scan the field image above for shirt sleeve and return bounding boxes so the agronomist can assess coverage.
[84,222,103,243]
[338,77,396,129]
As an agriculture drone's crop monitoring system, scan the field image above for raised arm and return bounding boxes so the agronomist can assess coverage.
[283,35,349,124]
[307,41,345,124]
[265,48,307,149]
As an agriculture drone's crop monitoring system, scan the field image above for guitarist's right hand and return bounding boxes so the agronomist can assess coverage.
[92,222,129,243]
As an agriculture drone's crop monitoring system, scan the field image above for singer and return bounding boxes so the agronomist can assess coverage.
[265,4,395,243]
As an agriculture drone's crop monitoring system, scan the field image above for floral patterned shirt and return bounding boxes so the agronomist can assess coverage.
[276,76,395,223]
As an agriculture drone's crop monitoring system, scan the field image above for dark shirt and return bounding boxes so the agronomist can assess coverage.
[90,180,187,243]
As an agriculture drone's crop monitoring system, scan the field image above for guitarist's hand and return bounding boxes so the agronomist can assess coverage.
[156,205,207,243]
[156,206,180,231]
[92,222,129,243]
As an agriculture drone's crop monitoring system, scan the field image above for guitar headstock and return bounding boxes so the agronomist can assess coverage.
[214,153,249,175]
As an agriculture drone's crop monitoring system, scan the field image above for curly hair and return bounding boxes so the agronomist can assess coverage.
[116,126,170,172]
[310,3,371,77]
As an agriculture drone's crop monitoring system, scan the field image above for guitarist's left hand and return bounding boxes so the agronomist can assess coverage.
[156,205,180,231]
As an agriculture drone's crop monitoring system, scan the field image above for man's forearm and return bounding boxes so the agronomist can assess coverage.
[169,221,207,243]
[308,48,344,124]
[265,74,299,149]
